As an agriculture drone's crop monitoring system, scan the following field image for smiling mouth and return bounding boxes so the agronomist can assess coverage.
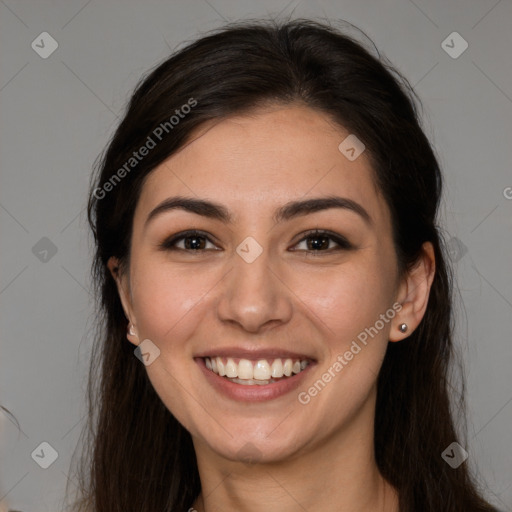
[203,356,311,385]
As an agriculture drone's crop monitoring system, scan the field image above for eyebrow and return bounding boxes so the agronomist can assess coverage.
[144,195,373,229]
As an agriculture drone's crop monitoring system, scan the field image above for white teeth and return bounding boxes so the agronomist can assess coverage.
[216,357,226,377]
[253,360,271,380]
[225,358,237,378]
[204,356,310,383]
[271,359,283,378]
[238,359,253,379]
[230,378,274,386]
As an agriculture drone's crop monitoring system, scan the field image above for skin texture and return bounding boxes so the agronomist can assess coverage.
[108,104,435,512]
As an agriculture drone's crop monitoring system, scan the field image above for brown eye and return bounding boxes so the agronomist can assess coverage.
[291,229,353,254]
[159,230,217,252]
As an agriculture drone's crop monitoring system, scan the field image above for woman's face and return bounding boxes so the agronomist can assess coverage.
[111,104,415,464]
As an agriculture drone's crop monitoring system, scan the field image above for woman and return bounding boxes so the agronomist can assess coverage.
[71,18,498,511]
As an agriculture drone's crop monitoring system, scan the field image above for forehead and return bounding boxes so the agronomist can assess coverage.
[136,105,389,227]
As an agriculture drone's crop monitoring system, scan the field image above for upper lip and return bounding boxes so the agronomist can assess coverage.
[195,347,316,361]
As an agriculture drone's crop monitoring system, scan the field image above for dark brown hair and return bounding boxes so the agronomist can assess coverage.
[67,17,497,511]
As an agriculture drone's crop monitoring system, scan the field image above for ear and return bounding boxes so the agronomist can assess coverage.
[107,256,140,346]
[389,241,436,342]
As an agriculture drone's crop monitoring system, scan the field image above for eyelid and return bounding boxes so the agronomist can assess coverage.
[158,228,353,253]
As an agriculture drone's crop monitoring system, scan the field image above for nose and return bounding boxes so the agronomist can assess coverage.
[216,243,293,334]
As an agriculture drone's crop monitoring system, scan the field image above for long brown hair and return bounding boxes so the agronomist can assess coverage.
[67,18,497,511]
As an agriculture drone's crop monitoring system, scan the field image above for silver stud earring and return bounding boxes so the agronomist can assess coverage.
[128,323,136,336]
[398,323,408,333]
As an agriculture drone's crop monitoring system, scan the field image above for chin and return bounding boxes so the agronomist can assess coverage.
[195,420,309,464]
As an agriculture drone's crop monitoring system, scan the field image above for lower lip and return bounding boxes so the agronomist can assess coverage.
[196,358,315,402]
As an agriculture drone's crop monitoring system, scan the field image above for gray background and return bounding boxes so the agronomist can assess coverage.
[1,0,511,510]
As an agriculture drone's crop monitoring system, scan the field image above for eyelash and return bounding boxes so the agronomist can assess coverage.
[158,229,353,255]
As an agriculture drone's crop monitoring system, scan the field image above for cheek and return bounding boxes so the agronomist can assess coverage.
[128,262,221,430]
[287,263,395,432]
[130,260,224,348]
[289,258,395,349]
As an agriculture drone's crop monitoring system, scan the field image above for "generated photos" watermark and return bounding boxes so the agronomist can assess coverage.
[298,302,402,405]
